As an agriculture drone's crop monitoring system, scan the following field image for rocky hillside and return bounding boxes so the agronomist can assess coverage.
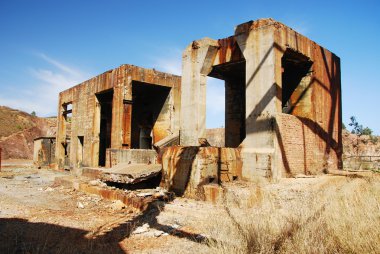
[0,106,56,159]
[342,130,380,156]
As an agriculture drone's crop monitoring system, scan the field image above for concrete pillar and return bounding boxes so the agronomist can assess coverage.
[122,76,132,149]
[180,38,219,146]
[55,98,66,170]
[235,21,278,179]
[91,96,100,167]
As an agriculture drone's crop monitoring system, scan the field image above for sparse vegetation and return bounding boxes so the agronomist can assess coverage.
[205,175,380,254]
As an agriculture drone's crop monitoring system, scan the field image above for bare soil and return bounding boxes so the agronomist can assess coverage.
[0,165,213,254]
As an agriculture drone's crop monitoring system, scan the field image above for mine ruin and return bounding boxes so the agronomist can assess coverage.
[35,18,342,201]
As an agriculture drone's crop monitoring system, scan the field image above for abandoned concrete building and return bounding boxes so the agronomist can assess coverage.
[50,18,342,200]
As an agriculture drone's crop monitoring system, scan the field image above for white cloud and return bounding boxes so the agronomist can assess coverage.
[0,53,90,116]
[152,48,182,76]
[34,52,82,77]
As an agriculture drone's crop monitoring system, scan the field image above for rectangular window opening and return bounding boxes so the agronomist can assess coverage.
[96,89,113,167]
[208,60,246,148]
[281,49,313,114]
[131,81,171,149]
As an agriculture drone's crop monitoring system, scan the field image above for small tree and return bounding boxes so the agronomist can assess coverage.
[31,111,36,117]
[349,116,363,136]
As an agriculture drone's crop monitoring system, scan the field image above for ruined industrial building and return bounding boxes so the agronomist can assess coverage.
[35,18,342,201]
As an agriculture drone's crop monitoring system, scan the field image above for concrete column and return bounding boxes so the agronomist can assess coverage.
[111,66,127,149]
[91,97,100,167]
[122,76,132,149]
[180,38,219,146]
[55,98,66,170]
[235,21,278,179]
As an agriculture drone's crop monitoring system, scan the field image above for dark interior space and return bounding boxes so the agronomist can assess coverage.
[282,49,313,114]
[62,141,70,169]
[105,172,162,190]
[96,89,113,166]
[131,81,171,149]
[77,136,84,166]
[209,60,246,148]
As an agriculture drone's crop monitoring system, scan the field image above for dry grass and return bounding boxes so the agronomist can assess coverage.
[204,174,380,254]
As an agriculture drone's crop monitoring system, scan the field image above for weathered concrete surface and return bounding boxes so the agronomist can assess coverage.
[160,146,242,199]
[180,38,219,146]
[53,18,342,199]
[54,175,170,211]
[205,128,225,147]
[33,137,55,168]
[56,64,181,170]
[179,18,342,183]
[101,163,162,184]
[105,148,158,168]
[154,131,180,148]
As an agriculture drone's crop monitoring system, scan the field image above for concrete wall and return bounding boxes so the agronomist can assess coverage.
[205,128,225,147]
[105,148,158,168]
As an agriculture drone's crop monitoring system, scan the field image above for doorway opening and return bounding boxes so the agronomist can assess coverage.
[96,89,113,166]
[281,49,313,114]
[131,81,171,149]
[208,60,246,148]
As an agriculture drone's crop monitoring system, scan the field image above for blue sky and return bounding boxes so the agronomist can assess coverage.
[0,0,379,134]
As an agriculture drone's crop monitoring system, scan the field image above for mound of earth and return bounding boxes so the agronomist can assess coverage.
[0,106,56,159]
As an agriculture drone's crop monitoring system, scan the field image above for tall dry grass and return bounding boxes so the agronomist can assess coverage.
[204,174,380,254]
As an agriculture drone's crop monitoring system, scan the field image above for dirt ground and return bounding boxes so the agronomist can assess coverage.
[0,162,374,254]
[0,163,220,254]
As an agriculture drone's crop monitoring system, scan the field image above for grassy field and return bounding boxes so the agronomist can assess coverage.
[204,174,380,254]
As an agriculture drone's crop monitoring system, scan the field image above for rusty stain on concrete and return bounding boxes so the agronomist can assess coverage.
[49,18,342,201]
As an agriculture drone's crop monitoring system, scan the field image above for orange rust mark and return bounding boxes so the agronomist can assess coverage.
[217,36,244,65]
[122,102,132,148]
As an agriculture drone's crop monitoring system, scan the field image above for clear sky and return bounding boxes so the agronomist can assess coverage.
[0,0,379,134]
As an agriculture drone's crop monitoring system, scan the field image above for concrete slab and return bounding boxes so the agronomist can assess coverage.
[100,163,162,184]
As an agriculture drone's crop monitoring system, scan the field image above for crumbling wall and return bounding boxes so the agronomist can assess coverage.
[33,138,55,168]
[160,146,242,199]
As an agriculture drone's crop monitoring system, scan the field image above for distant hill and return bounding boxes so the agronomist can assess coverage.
[0,106,56,159]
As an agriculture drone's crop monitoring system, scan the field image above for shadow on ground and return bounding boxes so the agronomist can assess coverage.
[0,200,207,254]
